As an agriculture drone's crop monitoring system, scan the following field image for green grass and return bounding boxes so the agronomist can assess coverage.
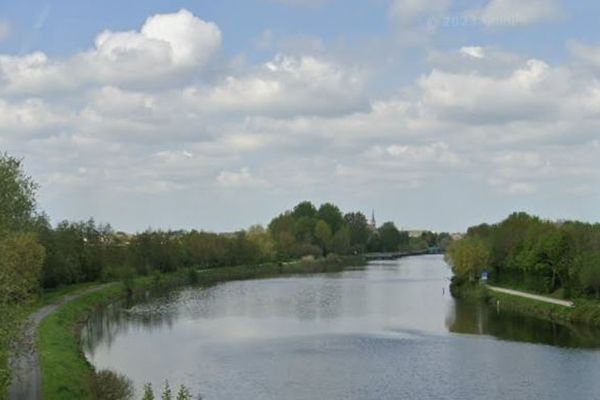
[0,282,103,400]
[38,286,123,400]
[37,256,365,400]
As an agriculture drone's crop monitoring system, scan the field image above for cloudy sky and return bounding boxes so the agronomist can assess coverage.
[0,0,598,233]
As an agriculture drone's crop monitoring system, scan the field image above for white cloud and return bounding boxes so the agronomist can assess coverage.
[367,142,462,167]
[507,182,537,195]
[0,9,221,95]
[217,168,269,188]
[0,98,68,136]
[418,59,564,123]
[460,46,485,59]
[183,54,367,117]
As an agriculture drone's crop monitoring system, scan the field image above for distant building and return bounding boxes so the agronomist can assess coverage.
[368,210,377,231]
[451,233,464,241]
[407,230,426,238]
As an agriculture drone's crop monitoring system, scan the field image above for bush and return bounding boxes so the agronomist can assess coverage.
[90,370,133,400]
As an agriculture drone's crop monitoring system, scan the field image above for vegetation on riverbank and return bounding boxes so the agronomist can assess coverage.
[450,280,600,328]
[38,255,365,400]
[447,212,600,298]
[446,212,600,326]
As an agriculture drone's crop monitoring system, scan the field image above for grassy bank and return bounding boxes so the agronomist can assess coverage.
[37,256,364,400]
[0,282,110,399]
[450,279,600,328]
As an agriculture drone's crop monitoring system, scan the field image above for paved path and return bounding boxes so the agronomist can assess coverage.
[8,284,113,400]
[488,285,574,307]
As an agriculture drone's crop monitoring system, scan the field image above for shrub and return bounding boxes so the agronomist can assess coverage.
[90,369,133,400]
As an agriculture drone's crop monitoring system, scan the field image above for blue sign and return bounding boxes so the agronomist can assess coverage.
[481,271,488,282]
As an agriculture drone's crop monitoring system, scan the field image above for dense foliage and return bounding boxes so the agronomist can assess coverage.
[0,154,45,394]
[447,212,600,298]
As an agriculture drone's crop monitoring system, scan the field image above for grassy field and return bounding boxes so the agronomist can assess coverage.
[36,256,365,400]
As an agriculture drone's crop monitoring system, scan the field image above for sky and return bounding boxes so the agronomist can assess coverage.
[0,0,599,233]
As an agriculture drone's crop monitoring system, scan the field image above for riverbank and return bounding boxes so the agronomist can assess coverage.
[450,279,600,328]
[22,256,364,400]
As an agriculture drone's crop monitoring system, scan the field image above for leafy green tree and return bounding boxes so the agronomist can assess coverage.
[526,228,574,291]
[0,153,38,237]
[578,253,600,298]
[246,225,275,261]
[293,216,316,244]
[378,222,402,252]
[314,220,332,253]
[447,237,490,281]
[142,384,155,400]
[317,203,344,233]
[344,212,369,252]
[330,226,351,255]
[161,381,172,400]
[292,201,317,219]
[176,385,192,400]
[0,233,45,303]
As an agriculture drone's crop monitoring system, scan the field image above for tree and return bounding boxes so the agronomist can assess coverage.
[317,203,344,233]
[142,384,155,400]
[344,212,369,252]
[447,237,490,281]
[293,216,316,244]
[246,225,275,261]
[0,153,38,237]
[161,381,172,400]
[378,222,402,252]
[292,201,317,219]
[0,233,45,303]
[314,220,332,253]
[176,386,192,400]
[330,226,351,255]
[578,253,600,298]
[527,228,574,291]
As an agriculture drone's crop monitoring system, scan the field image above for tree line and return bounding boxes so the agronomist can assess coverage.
[0,153,450,295]
[447,212,600,298]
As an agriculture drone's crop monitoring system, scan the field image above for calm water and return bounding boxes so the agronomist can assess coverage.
[82,255,600,399]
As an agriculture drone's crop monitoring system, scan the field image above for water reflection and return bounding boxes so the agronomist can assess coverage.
[81,291,178,357]
[447,299,600,348]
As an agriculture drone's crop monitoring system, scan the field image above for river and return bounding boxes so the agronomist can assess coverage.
[81,255,600,399]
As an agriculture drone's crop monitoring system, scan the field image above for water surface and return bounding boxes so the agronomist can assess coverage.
[82,255,600,399]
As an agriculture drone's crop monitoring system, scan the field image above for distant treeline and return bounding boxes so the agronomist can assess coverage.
[0,152,451,295]
[447,212,600,298]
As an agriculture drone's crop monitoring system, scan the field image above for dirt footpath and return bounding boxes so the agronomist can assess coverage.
[8,285,112,400]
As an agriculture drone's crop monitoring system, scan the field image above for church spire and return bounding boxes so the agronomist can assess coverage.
[369,209,376,230]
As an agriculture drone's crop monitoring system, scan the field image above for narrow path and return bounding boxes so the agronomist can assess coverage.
[488,285,574,307]
[8,284,113,400]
